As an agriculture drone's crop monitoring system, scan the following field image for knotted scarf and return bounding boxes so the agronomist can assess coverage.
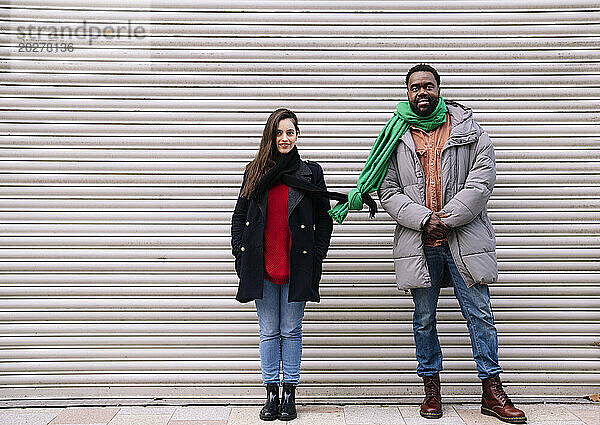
[252,147,377,213]
[328,97,448,224]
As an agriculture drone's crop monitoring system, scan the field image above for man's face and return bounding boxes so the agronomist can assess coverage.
[407,71,440,116]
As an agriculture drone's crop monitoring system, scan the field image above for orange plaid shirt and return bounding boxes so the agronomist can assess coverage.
[410,113,451,246]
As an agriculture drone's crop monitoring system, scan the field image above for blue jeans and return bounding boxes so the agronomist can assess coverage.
[411,242,502,380]
[255,279,306,385]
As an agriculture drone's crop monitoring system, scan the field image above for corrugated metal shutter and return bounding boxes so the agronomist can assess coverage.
[1,0,599,406]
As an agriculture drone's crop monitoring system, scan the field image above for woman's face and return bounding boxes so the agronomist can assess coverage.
[275,118,297,154]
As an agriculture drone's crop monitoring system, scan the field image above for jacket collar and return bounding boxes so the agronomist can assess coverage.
[288,161,312,218]
[256,160,312,219]
[398,101,481,154]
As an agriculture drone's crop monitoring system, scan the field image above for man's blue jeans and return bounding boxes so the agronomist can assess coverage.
[411,242,502,379]
[255,279,306,385]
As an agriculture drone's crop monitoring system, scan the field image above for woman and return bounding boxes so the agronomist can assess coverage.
[231,108,333,421]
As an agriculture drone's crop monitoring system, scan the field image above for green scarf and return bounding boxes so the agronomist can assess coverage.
[328,97,448,224]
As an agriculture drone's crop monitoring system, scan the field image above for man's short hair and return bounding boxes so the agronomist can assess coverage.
[405,64,441,87]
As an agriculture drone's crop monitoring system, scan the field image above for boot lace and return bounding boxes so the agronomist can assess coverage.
[491,377,512,406]
[424,378,439,399]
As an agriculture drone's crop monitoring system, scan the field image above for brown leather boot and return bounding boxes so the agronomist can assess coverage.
[481,375,527,423]
[420,373,442,419]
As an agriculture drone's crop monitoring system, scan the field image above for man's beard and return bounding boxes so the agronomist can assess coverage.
[410,95,437,117]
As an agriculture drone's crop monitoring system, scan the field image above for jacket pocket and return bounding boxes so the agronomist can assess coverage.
[392,225,423,259]
[455,217,495,256]
[479,214,493,238]
[393,255,430,290]
[312,254,323,284]
[234,252,242,279]
[461,251,497,285]
[309,253,323,302]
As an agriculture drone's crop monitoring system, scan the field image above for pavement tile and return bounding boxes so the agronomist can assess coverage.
[0,412,63,425]
[171,407,230,421]
[403,417,466,425]
[118,407,176,415]
[305,405,344,414]
[50,407,120,425]
[108,414,172,425]
[226,408,269,425]
[525,422,586,425]
[564,405,600,425]
[524,404,582,422]
[456,407,513,425]
[582,417,600,425]
[288,404,346,425]
[344,405,405,425]
[228,406,346,425]
[398,405,459,418]
[168,421,227,425]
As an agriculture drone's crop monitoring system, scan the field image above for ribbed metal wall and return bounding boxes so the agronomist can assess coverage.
[1,0,599,406]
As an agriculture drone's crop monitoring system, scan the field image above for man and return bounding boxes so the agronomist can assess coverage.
[328,63,526,424]
[374,64,526,423]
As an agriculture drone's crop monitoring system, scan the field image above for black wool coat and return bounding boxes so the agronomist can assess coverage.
[231,160,333,303]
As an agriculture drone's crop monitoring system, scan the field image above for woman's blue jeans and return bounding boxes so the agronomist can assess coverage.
[255,279,306,385]
[411,242,502,380]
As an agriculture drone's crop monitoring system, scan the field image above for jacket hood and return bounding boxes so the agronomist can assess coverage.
[446,101,482,145]
[446,100,473,123]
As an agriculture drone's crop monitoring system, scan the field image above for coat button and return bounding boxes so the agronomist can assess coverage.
[241,247,245,252]
[300,224,305,229]
[302,250,307,254]
[245,221,249,226]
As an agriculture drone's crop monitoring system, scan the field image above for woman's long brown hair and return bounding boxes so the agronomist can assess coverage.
[240,108,300,199]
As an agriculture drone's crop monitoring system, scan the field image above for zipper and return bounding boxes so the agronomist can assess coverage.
[481,215,493,238]
[414,148,427,205]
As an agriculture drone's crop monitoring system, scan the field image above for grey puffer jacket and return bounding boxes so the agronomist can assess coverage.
[377,101,497,290]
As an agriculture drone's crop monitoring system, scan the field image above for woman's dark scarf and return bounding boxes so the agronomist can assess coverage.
[251,146,377,218]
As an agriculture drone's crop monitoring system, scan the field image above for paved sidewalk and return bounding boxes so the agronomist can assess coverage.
[0,403,598,425]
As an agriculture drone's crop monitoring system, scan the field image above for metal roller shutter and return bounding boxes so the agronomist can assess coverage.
[1,0,599,406]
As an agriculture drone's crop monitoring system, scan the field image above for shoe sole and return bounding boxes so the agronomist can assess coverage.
[420,410,443,419]
[259,413,278,421]
[278,414,297,421]
[481,406,527,423]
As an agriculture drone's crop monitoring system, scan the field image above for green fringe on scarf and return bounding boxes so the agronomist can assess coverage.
[328,97,448,224]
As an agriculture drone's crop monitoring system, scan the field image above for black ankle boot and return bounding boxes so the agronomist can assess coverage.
[278,383,297,421]
[259,382,279,421]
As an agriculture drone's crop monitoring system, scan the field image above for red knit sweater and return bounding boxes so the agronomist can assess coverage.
[263,182,291,284]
